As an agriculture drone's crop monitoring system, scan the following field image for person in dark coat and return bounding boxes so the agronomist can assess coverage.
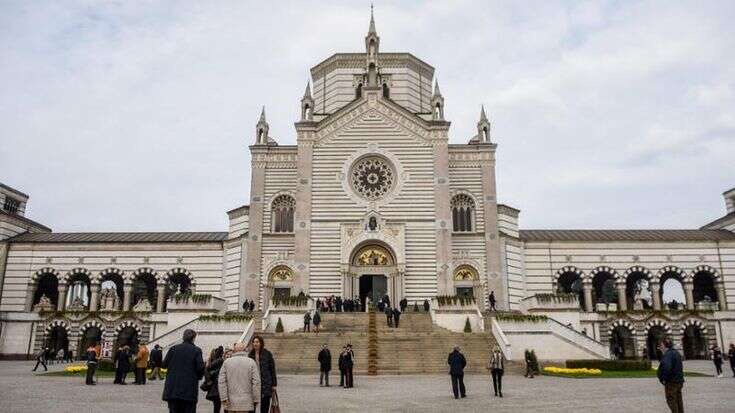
[204,346,224,413]
[149,344,163,380]
[249,300,255,312]
[313,311,322,335]
[303,311,312,332]
[447,346,467,399]
[162,329,205,413]
[85,344,98,385]
[338,346,347,387]
[712,345,724,377]
[385,306,393,327]
[249,335,278,413]
[657,337,684,413]
[114,346,132,384]
[488,291,497,311]
[32,347,48,372]
[729,343,735,377]
[400,298,408,312]
[318,344,331,387]
[344,344,355,388]
[423,299,430,312]
[393,307,401,328]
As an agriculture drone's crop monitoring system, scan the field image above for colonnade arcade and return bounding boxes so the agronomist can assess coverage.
[555,265,726,313]
[607,318,711,361]
[38,318,147,359]
[26,267,196,313]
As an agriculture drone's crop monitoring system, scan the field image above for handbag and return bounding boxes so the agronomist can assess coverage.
[200,369,213,392]
[269,388,281,413]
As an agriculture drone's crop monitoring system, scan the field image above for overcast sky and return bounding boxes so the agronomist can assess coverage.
[1,1,733,232]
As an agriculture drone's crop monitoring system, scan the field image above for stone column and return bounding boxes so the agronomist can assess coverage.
[243,146,267,309]
[715,282,727,310]
[582,281,594,312]
[432,128,453,296]
[616,283,627,311]
[156,285,166,313]
[294,123,316,295]
[479,144,505,310]
[651,282,662,311]
[89,283,100,312]
[56,284,68,311]
[122,283,133,311]
[25,283,37,311]
[683,282,695,311]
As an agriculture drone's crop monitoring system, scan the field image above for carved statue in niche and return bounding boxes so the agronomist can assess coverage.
[99,287,119,311]
[132,297,152,312]
[67,296,86,311]
[34,294,54,312]
[368,216,378,231]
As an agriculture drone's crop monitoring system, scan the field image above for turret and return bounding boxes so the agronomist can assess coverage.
[365,5,380,87]
[431,79,444,121]
[471,105,491,143]
[300,81,314,121]
[255,106,270,145]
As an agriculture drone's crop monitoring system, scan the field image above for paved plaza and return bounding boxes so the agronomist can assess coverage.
[1,361,734,412]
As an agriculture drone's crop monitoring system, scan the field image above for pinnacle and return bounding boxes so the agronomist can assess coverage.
[433,79,442,97]
[368,3,377,35]
[303,81,312,98]
[480,105,488,122]
[259,106,266,123]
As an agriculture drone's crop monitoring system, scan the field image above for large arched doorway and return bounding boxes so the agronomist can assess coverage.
[682,324,707,360]
[351,244,395,311]
[45,326,69,357]
[79,327,103,359]
[556,271,584,309]
[114,326,139,358]
[609,325,636,359]
[646,326,668,360]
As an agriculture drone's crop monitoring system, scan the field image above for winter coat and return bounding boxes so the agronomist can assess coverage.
[447,350,467,375]
[338,353,346,370]
[218,352,261,412]
[318,348,331,372]
[162,341,205,402]
[150,348,163,367]
[489,351,504,370]
[657,347,685,385]
[136,345,150,368]
[205,358,224,401]
[304,313,312,324]
[116,349,132,372]
[313,312,322,326]
[249,348,278,397]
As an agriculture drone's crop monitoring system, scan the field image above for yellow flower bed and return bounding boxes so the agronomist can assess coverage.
[64,364,88,373]
[145,368,168,374]
[543,366,602,375]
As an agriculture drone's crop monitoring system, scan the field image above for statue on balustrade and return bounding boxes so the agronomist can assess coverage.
[100,287,120,311]
[66,296,86,311]
[132,297,152,312]
[33,294,54,312]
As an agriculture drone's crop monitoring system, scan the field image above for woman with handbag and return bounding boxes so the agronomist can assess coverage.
[202,346,225,413]
[249,335,278,413]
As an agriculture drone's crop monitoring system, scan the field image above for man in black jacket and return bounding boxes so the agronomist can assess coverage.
[318,344,331,387]
[149,344,163,380]
[393,307,401,328]
[447,346,467,399]
[162,329,205,413]
[114,346,131,384]
[338,346,347,387]
[344,344,355,388]
[657,337,684,413]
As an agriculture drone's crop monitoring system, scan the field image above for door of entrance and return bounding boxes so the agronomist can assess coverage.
[359,274,387,310]
[456,287,474,301]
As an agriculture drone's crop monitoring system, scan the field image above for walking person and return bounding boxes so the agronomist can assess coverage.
[218,342,260,413]
[385,305,393,327]
[488,291,497,311]
[85,344,98,385]
[149,344,163,380]
[447,345,467,399]
[249,335,278,413]
[313,310,322,335]
[423,299,430,312]
[400,297,408,313]
[162,329,205,413]
[114,345,132,384]
[134,341,150,385]
[393,307,401,328]
[488,347,504,397]
[303,311,312,333]
[729,343,735,377]
[524,349,535,378]
[657,337,684,413]
[203,346,225,413]
[32,347,48,372]
[318,344,331,387]
[344,344,355,388]
[338,346,347,387]
[712,345,724,378]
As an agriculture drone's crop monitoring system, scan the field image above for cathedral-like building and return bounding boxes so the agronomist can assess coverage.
[1,14,734,362]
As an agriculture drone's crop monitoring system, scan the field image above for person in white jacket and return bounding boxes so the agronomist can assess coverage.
[219,342,261,413]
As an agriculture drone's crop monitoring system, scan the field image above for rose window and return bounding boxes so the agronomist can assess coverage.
[350,156,395,200]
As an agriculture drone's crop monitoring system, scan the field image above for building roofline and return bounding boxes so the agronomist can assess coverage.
[700,212,735,230]
[519,229,735,242]
[0,210,51,232]
[7,231,228,244]
[0,183,29,200]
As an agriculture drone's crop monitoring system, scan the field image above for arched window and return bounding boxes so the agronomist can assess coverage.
[451,194,475,232]
[556,271,584,309]
[33,272,59,306]
[660,271,686,309]
[626,271,652,310]
[382,82,390,99]
[271,195,295,233]
[692,271,717,303]
[65,271,91,309]
[133,272,157,308]
[592,271,616,305]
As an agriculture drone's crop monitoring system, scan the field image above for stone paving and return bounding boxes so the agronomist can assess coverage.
[1,360,734,412]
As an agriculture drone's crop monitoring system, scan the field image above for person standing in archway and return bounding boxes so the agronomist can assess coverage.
[657,337,684,413]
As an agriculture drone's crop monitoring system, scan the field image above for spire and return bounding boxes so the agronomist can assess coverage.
[368,3,377,35]
[480,105,488,122]
[303,81,312,99]
[433,79,442,97]
[259,106,267,123]
[476,105,491,143]
[431,78,445,121]
[255,106,270,145]
[301,81,314,121]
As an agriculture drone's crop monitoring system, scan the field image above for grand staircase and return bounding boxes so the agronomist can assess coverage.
[256,311,502,375]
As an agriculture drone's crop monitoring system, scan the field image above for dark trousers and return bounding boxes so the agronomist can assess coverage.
[714,361,722,375]
[525,363,535,378]
[346,365,354,388]
[133,367,145,384]
[664,382,684,413]
[451,373,466,398]
[386,316,392,327]
[167,399,196,413]
[320,370,330,386]
[85,363,97,384]
[394,317,400,328]
[304,323,310,332]
[210,399,221,413]
[491,368,503,396]
[114,367,128,384]
[489,302,496,311]
[339,368,345,386]
[32,358,47,371]
[260,395,271,413]
[731,361,735,377]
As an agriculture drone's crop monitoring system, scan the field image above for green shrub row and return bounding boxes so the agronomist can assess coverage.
[566,359,651,371]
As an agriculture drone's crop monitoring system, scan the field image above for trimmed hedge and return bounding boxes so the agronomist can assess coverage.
[98,358,116,372]
[566,359,651,371]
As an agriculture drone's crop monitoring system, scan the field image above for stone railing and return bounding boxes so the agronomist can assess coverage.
[166,295,226,313]
[520,294,580,312]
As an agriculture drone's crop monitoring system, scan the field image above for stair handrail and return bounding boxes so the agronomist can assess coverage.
[238,319,256,346]
[545,318,610,359]
[490,317,512,360]
[147,316,201,351]
[475,305,485,332]
[261,306,271,332]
